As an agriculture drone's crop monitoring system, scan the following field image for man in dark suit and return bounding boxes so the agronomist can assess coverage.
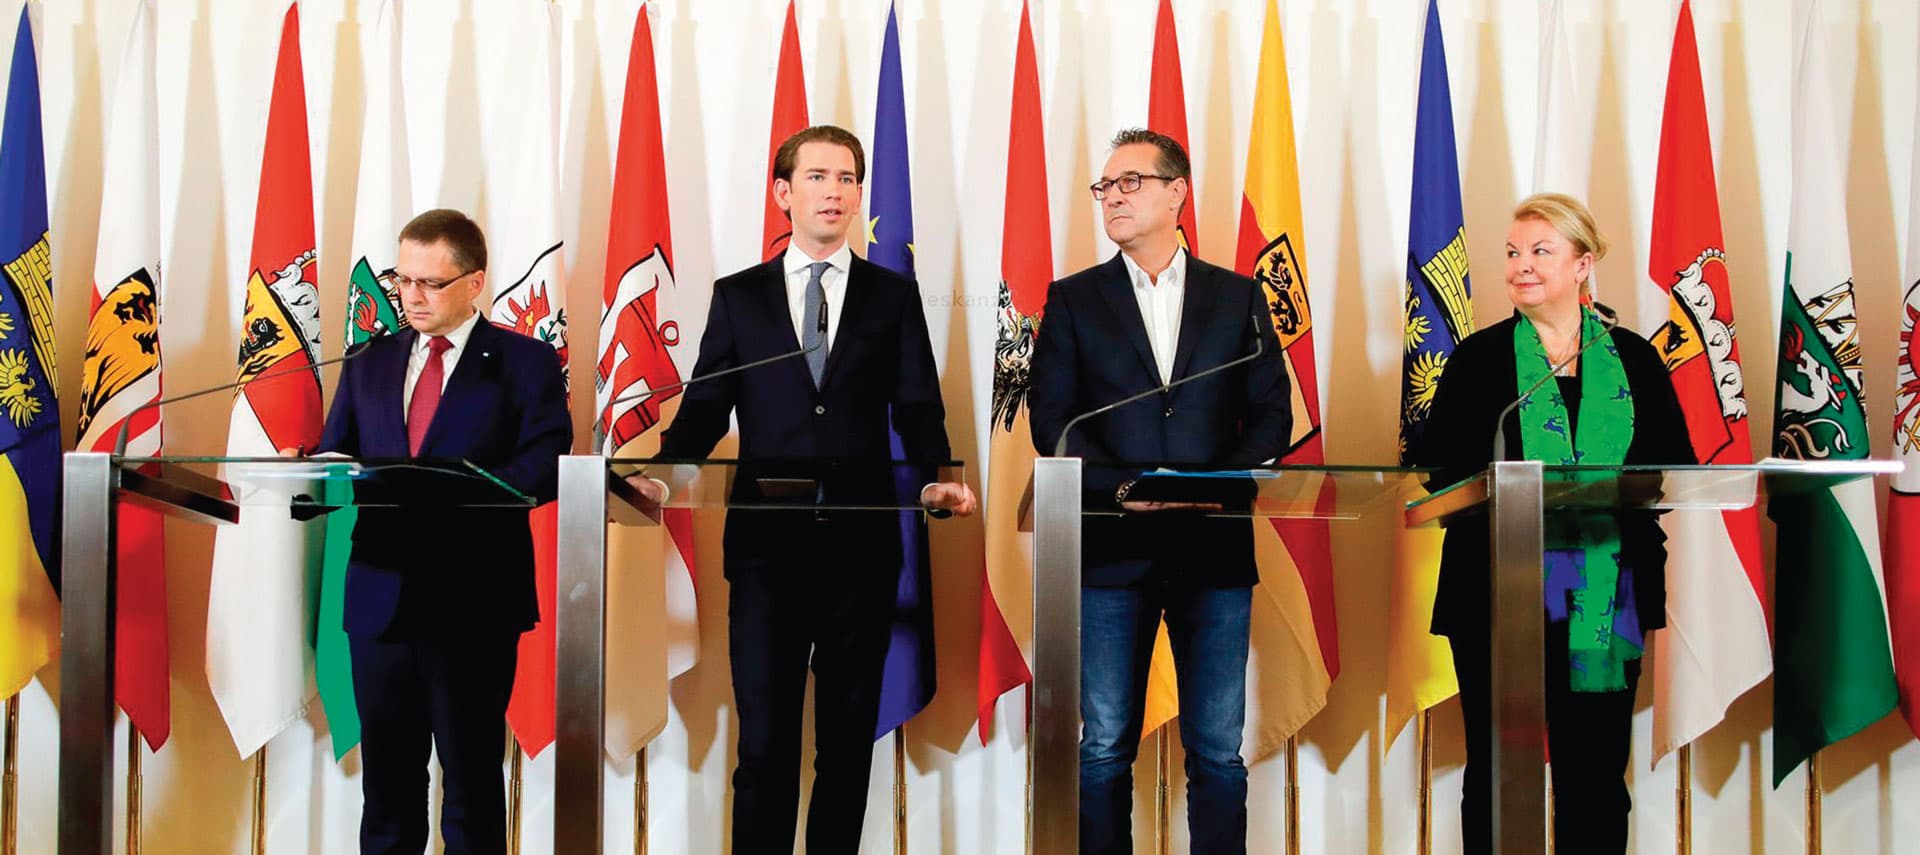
[310,209,571,854]
[648,125,973,853]
[1027,129,1292,855]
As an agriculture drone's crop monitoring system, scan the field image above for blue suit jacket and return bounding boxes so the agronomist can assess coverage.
[317,317,572,638]
[1027,253,1292,589]
[658,254,952,576]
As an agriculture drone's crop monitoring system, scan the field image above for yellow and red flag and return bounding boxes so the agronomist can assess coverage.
[1232,0,1339,759]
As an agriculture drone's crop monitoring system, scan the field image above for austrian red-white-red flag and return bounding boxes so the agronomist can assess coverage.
[594,1,700,755]
[761,0,809,260]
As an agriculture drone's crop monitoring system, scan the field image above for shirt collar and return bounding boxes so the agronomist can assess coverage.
[783,241,854,279]
[1119,246,1186,291]
[418,309,483,353]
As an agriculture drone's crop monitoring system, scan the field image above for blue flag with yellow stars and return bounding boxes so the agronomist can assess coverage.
[867,1,936,741]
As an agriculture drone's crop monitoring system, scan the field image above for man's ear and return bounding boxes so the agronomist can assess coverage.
[773,178,793,213]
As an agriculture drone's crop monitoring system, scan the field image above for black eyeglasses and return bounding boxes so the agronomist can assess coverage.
[380,268,476,293]
[1089,172,1176,200]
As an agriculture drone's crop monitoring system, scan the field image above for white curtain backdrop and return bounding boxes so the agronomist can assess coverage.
[5,0,1919,851]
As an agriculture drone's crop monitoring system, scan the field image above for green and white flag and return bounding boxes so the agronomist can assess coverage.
[316,0,412,761]
[1768,0,1897,788]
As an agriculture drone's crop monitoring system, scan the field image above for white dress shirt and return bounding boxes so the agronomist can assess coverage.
[782,242,852,352]
[403,308,482,410]
[1119,246,1187,384]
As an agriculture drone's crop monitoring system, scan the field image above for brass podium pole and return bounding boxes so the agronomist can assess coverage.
[2,694,18,855]
[250,746,268,855]
[1154,730,1170,854]
[894,730,908,854]
[636,747,649,855]
[126,724,142,855]
[506,735,523,855]
[1416,710,1433,855]
[1806,753,1821,855]
[1284,735,1301,854]
[1676,744,1692,855]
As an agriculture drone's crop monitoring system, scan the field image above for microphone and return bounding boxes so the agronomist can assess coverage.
[1490,301,1621,462]
[600,294,826,414]
[1051,312,1268,458]
[112,337,378,456]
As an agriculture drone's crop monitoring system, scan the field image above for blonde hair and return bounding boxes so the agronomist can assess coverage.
[1513,192,1607,299]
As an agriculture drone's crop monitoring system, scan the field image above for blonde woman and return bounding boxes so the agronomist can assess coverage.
[1413,194,1696,853]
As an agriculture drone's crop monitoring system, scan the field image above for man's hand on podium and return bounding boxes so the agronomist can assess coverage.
[920,482,977,518]
[621,473,670,516]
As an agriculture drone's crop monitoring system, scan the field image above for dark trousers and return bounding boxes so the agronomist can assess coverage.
[1079,582,1252,855]
[727,555,895,854]
[351,631,519,855]
[1449,623,1640,855]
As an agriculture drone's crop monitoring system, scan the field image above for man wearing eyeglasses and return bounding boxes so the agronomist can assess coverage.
[1026,129,1291,855]
[309,208,572,853]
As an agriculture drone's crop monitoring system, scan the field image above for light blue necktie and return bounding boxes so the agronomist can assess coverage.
[803,261,830,386]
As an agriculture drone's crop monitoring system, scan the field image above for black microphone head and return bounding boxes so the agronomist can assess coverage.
[1589,300,1620,327]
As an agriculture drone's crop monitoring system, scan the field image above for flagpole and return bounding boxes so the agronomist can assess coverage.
[1416,710,1433,855]
[1284,735,1300,854]
[126,722,142,855]
[1676,743,1692,855]
[894,729,908,854]
[250,746,267,855]
[506,734,523,855]
[635,747,648,855]
[2,694,18,855]
[1806,753,1821,855]
[1154,730,1170,854]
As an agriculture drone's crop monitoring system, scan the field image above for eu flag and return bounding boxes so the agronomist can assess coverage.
[0,6,62,698]
[868,1,935,740]
[1400,0,1474,461]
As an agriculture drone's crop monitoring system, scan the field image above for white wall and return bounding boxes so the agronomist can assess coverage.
[5,0,1919,852]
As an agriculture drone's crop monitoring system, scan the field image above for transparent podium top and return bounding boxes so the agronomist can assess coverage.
[1016,463,1432,529]
[110,456,536,520]
[604,457,965,513]
[1404,459,1904,526]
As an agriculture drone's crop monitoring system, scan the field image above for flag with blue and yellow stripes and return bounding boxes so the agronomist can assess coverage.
[0,6,62,700]
[1386,0,1472,745]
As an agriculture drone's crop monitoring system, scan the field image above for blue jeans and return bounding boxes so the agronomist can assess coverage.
[1080,583,1252,855]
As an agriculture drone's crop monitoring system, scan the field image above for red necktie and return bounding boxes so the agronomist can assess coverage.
[407,335,453,455]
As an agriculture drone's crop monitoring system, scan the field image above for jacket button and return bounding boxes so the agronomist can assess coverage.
[815,405,827,415]
[1163,406,1174,417]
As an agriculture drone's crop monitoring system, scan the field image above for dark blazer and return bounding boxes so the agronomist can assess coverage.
[1411,313,1696,639]
[1026,252,1293,589]
[317,317,572,638]
[658,253,953,575]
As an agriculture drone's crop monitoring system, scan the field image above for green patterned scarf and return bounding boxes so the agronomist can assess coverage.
[1514,310,1640,692]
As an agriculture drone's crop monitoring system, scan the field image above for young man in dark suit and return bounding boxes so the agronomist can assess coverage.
[310,209,572,853]
[1026,129,1292,855]
[645,125,973,853]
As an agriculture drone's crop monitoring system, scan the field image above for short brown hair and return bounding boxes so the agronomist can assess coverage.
[1109,128,1191,184]
[772,125,866,184]
[399,208,488,272]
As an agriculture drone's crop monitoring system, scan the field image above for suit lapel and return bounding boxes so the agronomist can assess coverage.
[1168,255,1219,384]
[416,318,495,456]
[1093,253,1161,383]
[819,256,874,392]
[384,329,417,453]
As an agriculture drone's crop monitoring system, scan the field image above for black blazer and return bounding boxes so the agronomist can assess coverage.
[316,318,573,638]
[1411,314,1696,639]
[1027,253,1293,589]
[658,253,953,576]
